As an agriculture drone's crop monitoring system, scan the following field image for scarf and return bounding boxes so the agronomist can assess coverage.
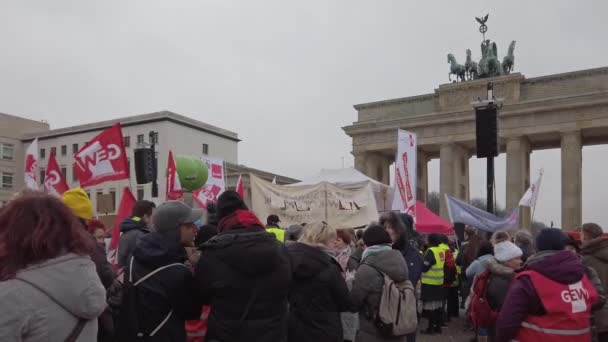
[217,210,265,233]
[335,245,353,271]
[362,244,392,261]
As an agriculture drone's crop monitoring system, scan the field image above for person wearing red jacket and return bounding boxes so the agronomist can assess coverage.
[496,228,601,342]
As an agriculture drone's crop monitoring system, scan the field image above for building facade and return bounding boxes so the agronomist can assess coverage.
[20,111,240,215]
[0,113,50,205]
[344,67,608,229]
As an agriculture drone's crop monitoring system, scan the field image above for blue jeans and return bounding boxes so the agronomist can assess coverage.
[406,332,416,342]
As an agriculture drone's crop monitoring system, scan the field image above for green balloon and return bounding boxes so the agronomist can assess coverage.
[175,156,208,192]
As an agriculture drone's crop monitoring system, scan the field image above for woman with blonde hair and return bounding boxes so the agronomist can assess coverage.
[287,222,351,342]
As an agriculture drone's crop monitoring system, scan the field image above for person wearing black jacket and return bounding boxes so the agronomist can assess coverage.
[287,221,351,342]
[195,191,292,342]
[119,201,202,341]
[117,200,156,268]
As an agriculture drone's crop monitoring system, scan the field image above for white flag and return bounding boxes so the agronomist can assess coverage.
[24,138,39,190]
[519,170,543,208]
[391,129,417,219]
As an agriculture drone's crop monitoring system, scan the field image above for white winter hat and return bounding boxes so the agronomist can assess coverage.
[494,241,523,262]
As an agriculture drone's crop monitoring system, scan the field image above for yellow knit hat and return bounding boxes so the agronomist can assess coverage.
[61,187,94,220]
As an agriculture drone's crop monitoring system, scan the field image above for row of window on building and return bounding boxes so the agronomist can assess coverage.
[37,135,210,159]
[0,143,15,161]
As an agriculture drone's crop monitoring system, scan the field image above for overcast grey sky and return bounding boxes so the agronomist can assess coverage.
[1,0,607,228]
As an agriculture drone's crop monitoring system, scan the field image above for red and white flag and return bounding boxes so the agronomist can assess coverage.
[107,187,136,267]
[193,157,226,208]
[44,153,69,196]
[392,129,417,219]
[519,169,544,208]
[73,124,129,188]
[166,150,183,200]
[24,138,38,190]
[236,174,244,198]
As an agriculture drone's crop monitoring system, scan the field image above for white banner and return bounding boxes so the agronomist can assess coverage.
[391,129,417,218]
[193,157,226,208]
[251,175,378,228]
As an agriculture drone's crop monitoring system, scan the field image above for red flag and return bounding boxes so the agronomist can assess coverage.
[73,123,129,188]
[44,153,69,196]
[166,150,183,200]
[236,174,244,198]
[107,187,136,267]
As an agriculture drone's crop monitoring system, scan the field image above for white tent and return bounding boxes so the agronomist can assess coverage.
[290,168,393,212]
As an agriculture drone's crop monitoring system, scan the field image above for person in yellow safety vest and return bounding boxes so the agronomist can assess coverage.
[421,234,448,335]
[266,214,285,243]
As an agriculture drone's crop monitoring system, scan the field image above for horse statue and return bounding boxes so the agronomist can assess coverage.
[465,49,478,80]
[447,53,466,82]
[502,40,516,74]
[478,40,502,78]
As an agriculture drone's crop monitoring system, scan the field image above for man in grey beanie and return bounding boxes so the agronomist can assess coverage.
[117,201,203,341]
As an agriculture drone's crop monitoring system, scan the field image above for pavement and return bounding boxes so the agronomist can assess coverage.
[418,313,474,342]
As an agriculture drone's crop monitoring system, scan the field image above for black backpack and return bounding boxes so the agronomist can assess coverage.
[115,257,186,341]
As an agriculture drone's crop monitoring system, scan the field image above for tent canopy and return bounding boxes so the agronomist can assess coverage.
[415,201,454,235]
[292,167,388,190]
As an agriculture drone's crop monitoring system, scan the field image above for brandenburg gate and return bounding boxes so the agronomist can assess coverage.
[343,67,608,229]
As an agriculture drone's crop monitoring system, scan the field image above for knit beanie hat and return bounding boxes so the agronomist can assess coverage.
[216,190,248,221]
[153,201,203,235]
[62,187,93,220]
[363,224,392,247]
[493,241,523,262]
[536,228,569,251]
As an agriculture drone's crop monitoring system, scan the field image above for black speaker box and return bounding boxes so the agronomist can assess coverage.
[134,148,155,184]
[475,106,498,158]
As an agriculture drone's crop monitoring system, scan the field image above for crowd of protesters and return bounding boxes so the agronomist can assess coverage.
[1,189,608,342]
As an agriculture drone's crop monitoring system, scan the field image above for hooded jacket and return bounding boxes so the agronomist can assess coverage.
[581,236,608,333]
[0,254,107,342]
[195,210,292,342]
[287,242,351,342]
[496,250,605,342]
[350,249,409,342]
[465,254,494,280]
[485,257,516,311]
[117,217,151,268]
[125,232,201,342]
[392,235,423,285]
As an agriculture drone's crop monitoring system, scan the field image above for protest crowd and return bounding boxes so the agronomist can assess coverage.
[1,187,608,342]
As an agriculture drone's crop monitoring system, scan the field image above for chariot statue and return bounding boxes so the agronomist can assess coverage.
[446,14,516,82]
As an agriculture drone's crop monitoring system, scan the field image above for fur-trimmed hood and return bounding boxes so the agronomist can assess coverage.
[486,256,516,277]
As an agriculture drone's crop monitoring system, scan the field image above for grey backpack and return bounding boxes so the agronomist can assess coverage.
[364,263,418,337]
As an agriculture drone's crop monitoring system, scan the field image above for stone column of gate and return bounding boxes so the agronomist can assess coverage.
[439,143,455,220]
[417,151,429,204]
[506,136,531,229]
[380,155,391,185]
[361,152,384,183]
[354,152,367,175]
[561,131,582,230]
